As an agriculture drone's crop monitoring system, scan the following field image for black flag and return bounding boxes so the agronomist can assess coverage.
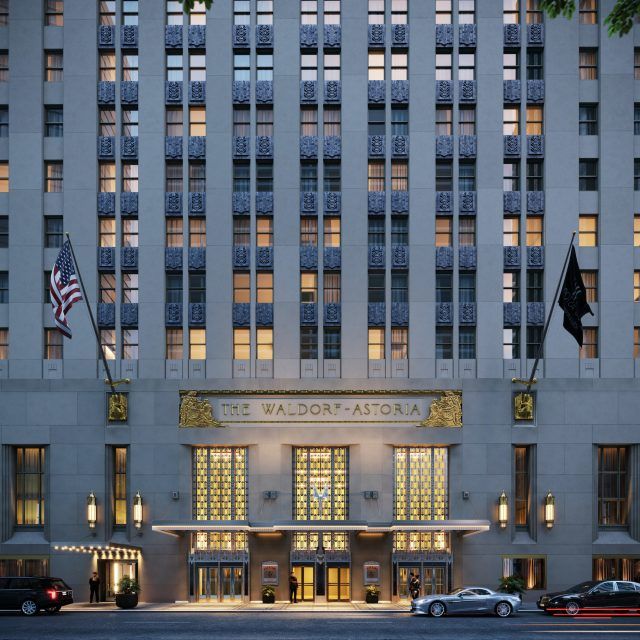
[558,246,593,347]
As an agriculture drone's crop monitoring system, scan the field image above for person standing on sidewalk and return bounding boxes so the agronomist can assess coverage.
[89,572,101,603]
[289,572,299,603]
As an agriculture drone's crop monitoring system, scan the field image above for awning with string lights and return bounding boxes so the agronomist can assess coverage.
[52,543,142,561]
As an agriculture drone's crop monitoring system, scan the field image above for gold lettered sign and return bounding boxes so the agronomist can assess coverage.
[178,390,462,428]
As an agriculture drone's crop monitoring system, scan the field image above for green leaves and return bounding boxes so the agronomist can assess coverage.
[178,0,213,14]
[540,0,640,36]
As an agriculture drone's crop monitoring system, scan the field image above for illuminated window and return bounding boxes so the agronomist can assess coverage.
[193,531,248,551]
[301,272,317,303]
[189,218,206,247]
[45,162,61,193]
[392,328,408,360]
[580,327,598,359]
[193,447,248,520]
[526,0,543,23]
[394,531,449,552]
[100,329,116,360]
[503,216,519,246]
[368,327,385,359]
[514,446,530,529]
[166,218,183,247]
[301,218,318,246]
[233,273,250,303]
[113,447,127,526]
[293,531,348,550]
[526,215,543,246]
[234,328,250,359]
[579,0,597,24]
[526,106,543,135]
[257,272,273,303]
[503,328,520,359]
[301,1,317,25]
[324,217,340,247]
[167,1,182,26]
[99,51,115,82]
[99,218,116,247]
[504,0,519,24]
[503,107,519,135]
[503,557,546,590]
[598,446,628,527]
[436,0,451,24]
[166,328,183,359]
[122,109,138,137]
[394,447,448,520]
[392,160,408,191]
[392,52,407,81]
[435,218,452,247]
[122,53,138,81]
[122,219,138,247]
[368,0,384,25]
[293,447,348,520]
[368,160,385,191]
[582,270,597,303]
[257,328,273,359]
[189,0,206,24]
[122,163,138,193]
[99,274,116,303]
[15,447,45,526]
[325,0,341,25]
[579,48,598,80]
[189,106,206,136]
[189,328,206,359]
[436,106,452,135]
[0,328,7,359]
[368,52,384,81]
[504,272,520,303]
[593,557,640,582]
[45,328,63,359]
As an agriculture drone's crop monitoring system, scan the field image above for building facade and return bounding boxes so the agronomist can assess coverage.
[0,0,640,604]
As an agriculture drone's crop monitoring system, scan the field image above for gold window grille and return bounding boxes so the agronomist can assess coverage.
[192,447,247,521]
[394,447,448,521]
[393,531,450,552]
[292,531,348,551]
[293,447,348,520]
[193,531,248,552]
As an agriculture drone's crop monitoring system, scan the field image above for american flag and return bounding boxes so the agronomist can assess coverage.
[50,240,82,338]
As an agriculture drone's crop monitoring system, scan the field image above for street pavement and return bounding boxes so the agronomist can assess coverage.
[1,610,639,639]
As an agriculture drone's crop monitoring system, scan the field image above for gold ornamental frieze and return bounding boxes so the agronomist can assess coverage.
[178,389,462,428]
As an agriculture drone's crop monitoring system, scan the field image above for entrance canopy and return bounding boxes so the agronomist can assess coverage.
[152,519,490,537]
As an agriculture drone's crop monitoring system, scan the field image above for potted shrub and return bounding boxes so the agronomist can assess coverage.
[498,576,525,600]
[262,586,276,604]
[115,576,141,609]
[365,584,380,604]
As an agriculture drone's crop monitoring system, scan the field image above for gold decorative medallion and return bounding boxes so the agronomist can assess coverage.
[514,392,534,421]
[179,391,224,428]
[419,391,462,427]
[108,393,128,423]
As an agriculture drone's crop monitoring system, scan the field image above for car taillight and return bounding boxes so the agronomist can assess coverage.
[47,589,57,600]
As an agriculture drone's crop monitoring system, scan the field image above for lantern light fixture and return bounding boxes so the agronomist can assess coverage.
[87,492,97,531]
[498,491,509,529]
[133,491,143,532]
[544,491,555,529]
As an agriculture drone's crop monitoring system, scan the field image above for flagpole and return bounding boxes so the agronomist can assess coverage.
[525,231,577,393]
[64,233,117,395]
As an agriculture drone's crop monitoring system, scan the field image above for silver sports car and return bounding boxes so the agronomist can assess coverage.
[410,587,522,617]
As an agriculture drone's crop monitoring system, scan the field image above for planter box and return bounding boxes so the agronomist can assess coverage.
[115,593,139,609]
[262,594,275,604]
[365,593,379,603]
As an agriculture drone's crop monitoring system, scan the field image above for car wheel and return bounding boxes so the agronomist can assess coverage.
[429,601,446,617]
[495,601,513,618]
[21,600,39,616]
[565,601,580,616]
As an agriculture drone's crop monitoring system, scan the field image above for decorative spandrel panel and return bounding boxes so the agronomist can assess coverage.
[393,531,450,553]
[294,447,348,521]
[192,447,247,521]
[394,447,448,521]
[193,531,248,552]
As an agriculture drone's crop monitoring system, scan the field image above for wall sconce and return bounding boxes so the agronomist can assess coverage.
[544,491,555,529]
[87,492,97,531]
[498,491,508,529]
[133,491,143,532]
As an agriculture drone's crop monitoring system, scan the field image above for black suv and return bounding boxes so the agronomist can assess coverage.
[0,577,73,615]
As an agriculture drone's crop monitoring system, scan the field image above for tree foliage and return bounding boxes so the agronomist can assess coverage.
[540,0,640,36]
[179,0,213,15]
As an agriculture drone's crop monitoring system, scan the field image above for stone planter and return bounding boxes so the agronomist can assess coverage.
[115,593,139,609]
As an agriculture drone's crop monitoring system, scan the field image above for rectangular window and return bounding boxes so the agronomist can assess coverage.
[45,162,62,193]
[593,557,640,582]
[294,447,348,520]
[301,272,317,303]
[369,0,385,25]
[368,51,384,81]
[189,106,205,137]
[166,328,183,359]
[189,163,206,192]
[368,107,385,136]
[636,160,640,191]
[189,0,206,24]
[189,218,206,248]
[122,108,138,137]
[122,163,138,193]
[256,217,273,248]
[189,273,205,303]
[99,218,116,247]
[233,164,249,193]
[514,446,530,529]
[368,328,385,359]
[234,54,250,82]
[436,326,453,358]
[368,160,385,192]
[0,215,6,247]
[99,51,115,82]
[0,270,6,303]
[391,272,407,303]
[636,327,640,358]
[435,218,453,247]
[45,50,63,80]
[301,53,317,81]
[256,164,273,192]
[233,217,250,246]
[0,0,8,25]
[504,160,520,191]
[636,271,640,302]
[100,273,116,304]
[459,273,475,303]
[503,327,520,359]
[636,215,640,247]
[122,53,138,82]
[459,217,476,246]
[526,216,543,246]
[122,218,138,247]
[257,53,273,82]
[526,326,542,359]
[436,106,452,136]
[166,163,182,192]
[0,327,7,359]
[257,272,273,304]
[504,50,520,81]
[458,106,476,135]
[459,162,476,191]
[582,270,598,303]
[459,327,476,359]
[390,107,408,137]
[392,160,408,191]
[100,108,116,137]
[44,328,63,359]
[392,217,408,245]
[44,217,63,248]
[503,558,546,590]
[301,217,318,246]
[636,49,640,80]
[526,106,543,135]
[579,214,598,246]
[167,53,183,81]
[323,273,340,304]
[325,0,341,24]
[526,0,543,24]
[579,159,598,191]
[504,271,520,303]
[391,327,408,359]
[301,326,318,359]
[122,273,139,304]
[368,218,385,246]
[45,0,64,25]
[193,447,248,520]
[45,106,63,137]
[598,446,628,527]
[368,272,385,303]
[579,104,598,136]
[256,108,274,137]
[579,48,598,80]
[526,49,543,80]
[325,52,341,82]
[233,327,250,359]
[189,53,205,82]
[232,107,250,138]
[436,0,452,24]
[100,328,116,360]
[394,447,448,519]
[635,104,640,136]
[301,107,318,136]
[504,216,520,246]
[458,0,475,24]
[435,52,452,80]
[526,160,543,191]
[436,272,452,303]
[324,163,341,192]
[504,0,519,24]
[526,270,543,303]
[113,447,127,526]
[122,329,138,359]
[0,161,8,192]
[301,0,317,25]
[15,447,45,526]
[166,273,183,304]
[503,107,520,135]
[189,328,206,359]
[324,327,341,359]
[391,52,407,81]
[123,0,138,25]
[0,106,8,137]
[257,328,273,360]
[324,217,340,247]
[459,52,475,81]
[163,108,183,138]
[436,161,453,191]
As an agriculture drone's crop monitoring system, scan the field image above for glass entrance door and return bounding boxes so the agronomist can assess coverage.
[327,566,350,601]
[398,566,420,600]
[293,565,315,601]
[197,566,243,602]
[423,565,447,596]
[221,566,244,601]
[197,566,219,602]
